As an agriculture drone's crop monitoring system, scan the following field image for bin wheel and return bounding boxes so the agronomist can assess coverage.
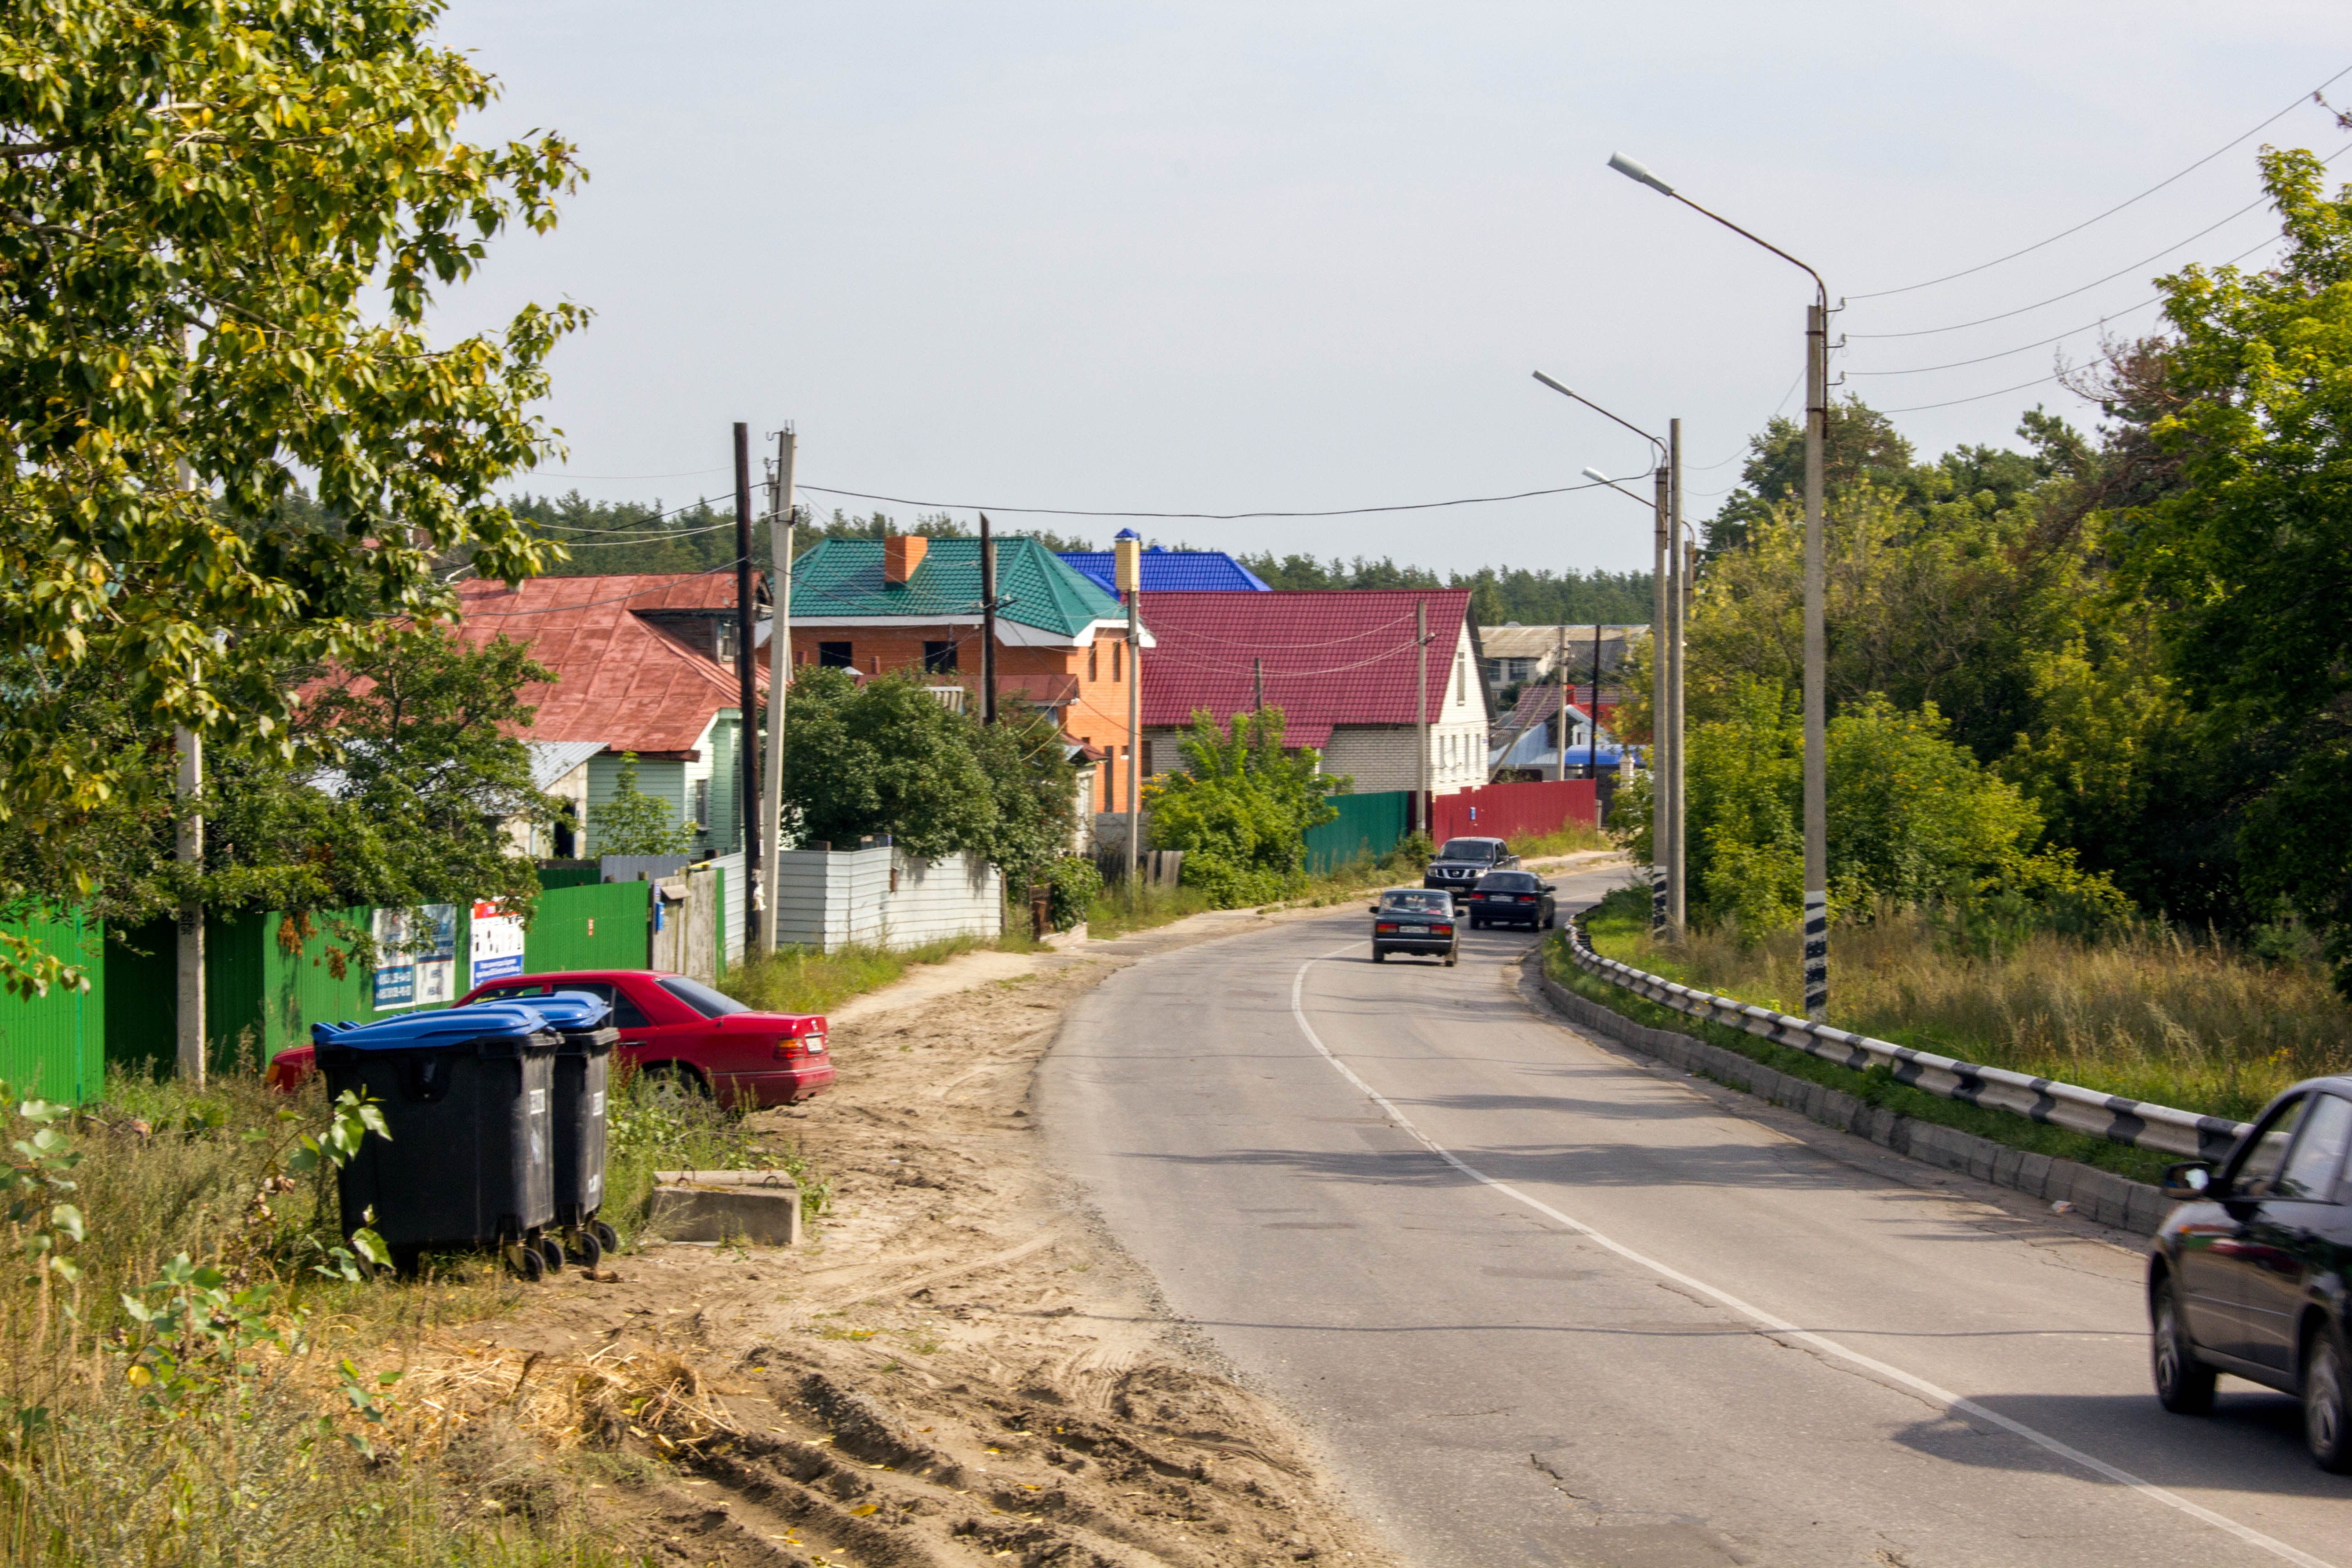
[572,1228,603,1271]
[539,1236,566,1274]
[591,1220,620,1255]
[510,1244,545,1284]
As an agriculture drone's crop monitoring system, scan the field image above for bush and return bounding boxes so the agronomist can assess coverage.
[1044,856,1101,930]
[1145,709,1341,907]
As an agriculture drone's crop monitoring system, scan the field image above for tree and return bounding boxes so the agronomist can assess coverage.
[589,754,694,858]
[0,0,584,987]
[1145,709,1342,906]
[779,670,998,859]
[2121,146,2352,987]
[1705,397,1917,554]
[966,703,1081,902]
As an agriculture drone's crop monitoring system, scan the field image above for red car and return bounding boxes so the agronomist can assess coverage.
[266,970,833,1109]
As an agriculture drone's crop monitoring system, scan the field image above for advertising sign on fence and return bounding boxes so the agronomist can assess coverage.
[371,904,459,1010]
[469,900,526,987]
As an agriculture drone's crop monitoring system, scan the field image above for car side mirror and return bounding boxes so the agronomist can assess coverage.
[1368,905,1382,914]
[1541,883,1556,893]
[2161,1162,2215,1201]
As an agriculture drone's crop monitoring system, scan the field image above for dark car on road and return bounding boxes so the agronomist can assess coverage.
[1369,889,1459,965]
[2147,1075,2352,1470]
[1424,836,1518,894]
[1465,870,1557,930]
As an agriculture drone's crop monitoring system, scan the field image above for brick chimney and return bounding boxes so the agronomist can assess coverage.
[884,534,928,584]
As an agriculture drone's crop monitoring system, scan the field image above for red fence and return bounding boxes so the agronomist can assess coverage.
[1427,779,1594,844]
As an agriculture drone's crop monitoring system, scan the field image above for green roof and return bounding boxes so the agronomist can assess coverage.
[788,536,1125,639]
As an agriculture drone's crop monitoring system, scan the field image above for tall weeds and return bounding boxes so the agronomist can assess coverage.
[1589,892,2352,1121]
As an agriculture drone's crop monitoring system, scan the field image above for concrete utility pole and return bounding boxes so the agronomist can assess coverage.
[1416,600,1431,835]
[980,514,999,726]
[175,421,204,1083]
[1802,304,1829,1019]
[760,427,796,954]
[1116,531,1141,879]
[1608,148,1828,1010]
[1552,622,1568,783]
[733,424,760,946]
[1651,467,1670,935]
[1668,417,1687,933]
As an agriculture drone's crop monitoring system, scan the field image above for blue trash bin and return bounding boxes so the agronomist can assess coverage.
[517,991,620,1264]
[311,1004,559,1277]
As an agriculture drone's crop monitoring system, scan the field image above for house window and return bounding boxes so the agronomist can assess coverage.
[716,621,738,662]
[819,641,853,669]
[923,639,958,673]
[1088,644,1098,681]
[691,777,710,828]
[1456,654,1466,705]
[1112,642,1122,682]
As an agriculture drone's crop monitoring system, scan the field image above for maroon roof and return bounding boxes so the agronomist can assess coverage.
[1140,590,1474,748]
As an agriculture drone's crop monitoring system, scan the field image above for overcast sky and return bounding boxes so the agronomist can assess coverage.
[436,1,2352,574]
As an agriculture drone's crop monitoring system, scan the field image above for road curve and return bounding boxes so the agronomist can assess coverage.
[1039,864,2352,1568]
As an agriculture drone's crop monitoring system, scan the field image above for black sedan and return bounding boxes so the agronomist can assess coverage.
[1465,870,1557,930]
[2148,1075,2352,1470]
[1368,889,1458,965]
[1423,837,1518,894]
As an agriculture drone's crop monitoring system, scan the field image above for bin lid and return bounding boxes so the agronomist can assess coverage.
[526,991,614,1030]
[309,1004,556,1051]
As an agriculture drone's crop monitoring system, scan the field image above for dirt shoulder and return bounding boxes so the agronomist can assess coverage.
[407,906,1406,1568]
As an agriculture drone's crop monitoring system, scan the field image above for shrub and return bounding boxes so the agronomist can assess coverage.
[1145,709,1341,907]
[1044,856,1102,930]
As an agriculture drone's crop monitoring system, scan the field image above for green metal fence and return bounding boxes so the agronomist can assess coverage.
[0,909,105,1102]
[1302,790,1413,876]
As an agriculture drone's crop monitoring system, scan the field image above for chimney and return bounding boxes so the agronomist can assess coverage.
[884,534,928,584]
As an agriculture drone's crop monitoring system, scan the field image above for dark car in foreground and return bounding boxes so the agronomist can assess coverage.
[2147,1075,2352,1470]
[1369,889,1458,965]
[1465,870,1557,930]
[1423,837,1518,894]
[269,969,834,1109]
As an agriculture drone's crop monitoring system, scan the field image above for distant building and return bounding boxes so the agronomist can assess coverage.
[1480,624,1643,699]
[1056,545,1269,594]
[1138,590,1490,795]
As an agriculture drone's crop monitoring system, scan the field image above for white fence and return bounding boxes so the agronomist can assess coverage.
[767,845,1002,953]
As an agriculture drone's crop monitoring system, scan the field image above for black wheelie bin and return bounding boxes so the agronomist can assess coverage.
[517,991,620,1269]
[309,1003,560,1279]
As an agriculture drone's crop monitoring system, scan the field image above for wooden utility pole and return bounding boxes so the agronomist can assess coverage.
[980,513,999,725]
[733,425,761,948]
[1253,656,1264,715]
[760,427,795,954]
[1416,600,1431,836]
[1588,621,1603,781]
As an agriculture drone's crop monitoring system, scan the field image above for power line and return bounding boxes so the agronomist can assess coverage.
[794,477,1626,520]
[1847,299,2165,376]
[1850,65,2351,300]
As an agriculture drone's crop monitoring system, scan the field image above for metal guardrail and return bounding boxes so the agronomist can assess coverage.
[1564,916,2251,1162]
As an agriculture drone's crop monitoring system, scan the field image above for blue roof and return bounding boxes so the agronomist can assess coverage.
[1056,547,1270,594]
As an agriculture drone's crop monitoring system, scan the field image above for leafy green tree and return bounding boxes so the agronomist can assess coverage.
[0,0,583,988]
[2121,147,2352,986]
[588,755,695,858]
[966,702,1081,900]
[1145,709,1341,906]
[779,670,998,859]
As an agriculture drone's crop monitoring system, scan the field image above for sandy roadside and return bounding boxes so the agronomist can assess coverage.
[394,886,1597,1568]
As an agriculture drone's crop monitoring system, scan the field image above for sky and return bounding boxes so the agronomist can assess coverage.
[434,1,2352,575]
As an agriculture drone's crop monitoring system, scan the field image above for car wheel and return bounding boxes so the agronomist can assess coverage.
[643,1064,705,1111]
[2152,1275,2216,1415]
[2306,1324,2352,1472]
[1444,950,1457,967]
[1372,949,1386,963]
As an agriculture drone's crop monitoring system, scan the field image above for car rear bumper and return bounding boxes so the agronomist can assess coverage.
[1373,938,1456,956]
[718,1063,836,1107]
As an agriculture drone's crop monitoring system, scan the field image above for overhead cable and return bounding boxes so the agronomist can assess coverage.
[1850,65,2352,300]
[795,477,1626,520]
[1847,299,2164,376]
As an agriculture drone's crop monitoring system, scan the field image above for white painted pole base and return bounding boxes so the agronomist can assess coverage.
[1802,889,1829,1022]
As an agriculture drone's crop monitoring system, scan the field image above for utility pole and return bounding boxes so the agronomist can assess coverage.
[760,426,796,954]
[980,513,999,725]
[733,424,760,947]
[1802,305,1829,1019]
[1552,622,1568,784]
[1117,531,1141,879]
[1416,599,1431,836]
[1651,466,1670,936]
[175,421,204,1084]
[1253,656,1264,715]
[1588,621,1602,782]
[1668,417,1687,933]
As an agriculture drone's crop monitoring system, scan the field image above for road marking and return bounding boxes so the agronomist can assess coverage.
[1290,944,2337,1568]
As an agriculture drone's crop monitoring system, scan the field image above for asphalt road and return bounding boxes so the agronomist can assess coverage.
[1040,864,2352,1568]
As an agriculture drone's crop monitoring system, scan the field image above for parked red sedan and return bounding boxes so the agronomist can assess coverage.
[266,970,833,1109]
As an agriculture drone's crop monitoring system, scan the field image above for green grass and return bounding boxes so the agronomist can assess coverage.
[602,1062,830,1238]
[721,931,1022,1016]
[1507,824,1613,858]
[1085,877,1217,938]
[1580,885,2351,1123]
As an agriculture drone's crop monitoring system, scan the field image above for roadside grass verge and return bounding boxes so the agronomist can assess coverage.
[1086,878,1217,939]
[1508,824,1613,858]
[602,1061,830,1239]
[1579,886,2352,1123]
[721,932,1017,1016]
[0,1065,655,1567]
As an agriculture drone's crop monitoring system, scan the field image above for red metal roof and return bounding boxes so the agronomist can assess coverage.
[1140,590,1474,748]
[446,575,769,757]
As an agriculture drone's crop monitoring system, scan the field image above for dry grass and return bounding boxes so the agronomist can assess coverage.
[720,932,1015,1016]
[1508,824,1612,858]
[1589,892,2352,1122]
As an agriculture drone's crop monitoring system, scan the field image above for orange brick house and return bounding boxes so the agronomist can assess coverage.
[779,535,1151,818]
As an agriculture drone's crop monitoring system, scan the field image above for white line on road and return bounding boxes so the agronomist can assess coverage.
[1289,943,2337,1568]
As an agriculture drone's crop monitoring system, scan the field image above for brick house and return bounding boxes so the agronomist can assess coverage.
[782,535,1149,818]
[1138,590,1491,794]
[448,573,769,858]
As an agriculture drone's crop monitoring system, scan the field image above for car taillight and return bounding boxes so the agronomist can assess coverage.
[1517,895,1535,903]
[774,1037,807,1059]
[1431,924,1454,935]
[1375,922,1398,933]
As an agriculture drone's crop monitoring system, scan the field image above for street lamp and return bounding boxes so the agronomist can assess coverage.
[1608,150,1831,1020]
[1534,372,1678,936]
